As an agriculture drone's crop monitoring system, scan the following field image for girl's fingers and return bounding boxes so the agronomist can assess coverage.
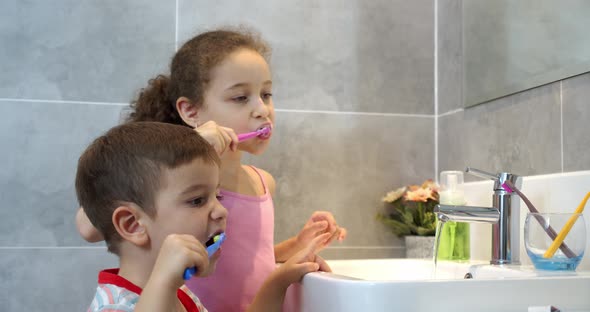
[298,232,332,258]
[315,255,331,272]
[216,134,228,155]
[221,131,232,149]
[338,228,348,241]
[311,211,337,233]
[195,121,239,154]
[220,126,238,152]
[337,227,347,241]
[296,262,320,275]
[306,220,328,235]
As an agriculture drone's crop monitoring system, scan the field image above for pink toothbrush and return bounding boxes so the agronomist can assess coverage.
[237,126,271,142]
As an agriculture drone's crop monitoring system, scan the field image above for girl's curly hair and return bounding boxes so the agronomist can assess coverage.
[128,27,271,126]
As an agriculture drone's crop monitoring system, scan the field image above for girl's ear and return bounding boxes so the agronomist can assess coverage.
[176,97,200,127]
[112,204,149,247]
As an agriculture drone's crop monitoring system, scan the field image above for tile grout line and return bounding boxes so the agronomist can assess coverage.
[0,246,107,249]
[438,108,463,118]
[276,108,434,118]
[0,98,127,106]
[0,98,435,118]
[560,80,564,173]
[434,0,439,181]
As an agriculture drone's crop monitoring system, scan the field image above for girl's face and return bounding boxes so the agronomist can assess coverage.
[199,48,275,155]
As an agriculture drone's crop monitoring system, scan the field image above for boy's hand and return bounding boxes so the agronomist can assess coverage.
[194,121,238,156]
[148,234,209,290]
[296,211,347,249]
[136,234,208,311]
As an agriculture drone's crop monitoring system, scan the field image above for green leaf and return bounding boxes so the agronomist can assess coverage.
[377,217,412,237]
[416,226,436,236]
[377,197,439,237]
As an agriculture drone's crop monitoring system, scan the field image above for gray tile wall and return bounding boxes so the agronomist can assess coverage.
[562,73,590,171]
[1,0,435,310]
[437,0,590,178]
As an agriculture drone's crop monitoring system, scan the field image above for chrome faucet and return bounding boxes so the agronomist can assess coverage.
[434,167,522,265]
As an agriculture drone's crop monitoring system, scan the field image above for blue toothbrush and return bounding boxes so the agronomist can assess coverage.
[183,233,226,280]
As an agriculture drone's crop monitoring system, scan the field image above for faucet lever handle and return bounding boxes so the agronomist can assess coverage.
[465,167,498,181]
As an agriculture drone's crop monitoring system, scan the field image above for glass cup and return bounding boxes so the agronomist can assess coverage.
[524,212,586,271]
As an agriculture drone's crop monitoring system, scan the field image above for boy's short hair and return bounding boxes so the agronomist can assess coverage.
[75,122,220,254]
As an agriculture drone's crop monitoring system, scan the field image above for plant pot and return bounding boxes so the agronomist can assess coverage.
[404,235,435,258]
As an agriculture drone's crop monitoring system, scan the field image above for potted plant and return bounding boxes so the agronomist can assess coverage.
[377,180,439,258]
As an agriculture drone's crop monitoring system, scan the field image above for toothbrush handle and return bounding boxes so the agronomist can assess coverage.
[183,267,197,280]
[183,234,226,280]
[505,181,577,258]
[237,131,259,142]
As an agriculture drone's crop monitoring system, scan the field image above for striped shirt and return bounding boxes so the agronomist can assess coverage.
[87,268,206,312]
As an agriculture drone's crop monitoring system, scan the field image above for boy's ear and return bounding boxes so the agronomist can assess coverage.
[112,204,149,247]
[176,97,200,127]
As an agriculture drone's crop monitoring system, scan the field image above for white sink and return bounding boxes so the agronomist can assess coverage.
[294,258,590,312]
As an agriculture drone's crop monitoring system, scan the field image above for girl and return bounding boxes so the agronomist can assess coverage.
[76,28,346,311]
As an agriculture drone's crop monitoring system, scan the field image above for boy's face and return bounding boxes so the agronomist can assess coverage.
[200,48,275,155]
[147,158,227,275]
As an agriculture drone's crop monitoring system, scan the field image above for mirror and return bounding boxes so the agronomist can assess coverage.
[463,0,590,107]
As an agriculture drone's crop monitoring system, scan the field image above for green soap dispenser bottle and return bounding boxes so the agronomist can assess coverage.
[437,170,470,260]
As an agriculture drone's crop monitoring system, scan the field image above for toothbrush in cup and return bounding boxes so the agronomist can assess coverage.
[502,181,576,258]
[237,126,271,142]
[183,233,226,280]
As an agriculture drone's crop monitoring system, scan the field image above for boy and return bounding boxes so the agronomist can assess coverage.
[76,122,329,312]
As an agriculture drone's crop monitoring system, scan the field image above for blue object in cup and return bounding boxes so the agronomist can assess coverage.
[524,212,586,271]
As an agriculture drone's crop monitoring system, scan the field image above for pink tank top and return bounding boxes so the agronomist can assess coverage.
[186,166,276,311]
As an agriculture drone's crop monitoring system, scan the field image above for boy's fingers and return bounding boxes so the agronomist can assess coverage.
[191,253,210,277]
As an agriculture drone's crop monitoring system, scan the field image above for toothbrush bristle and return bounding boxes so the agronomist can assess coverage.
[501,182,513,193]
[259,126,271,134]
[205,235,217,247]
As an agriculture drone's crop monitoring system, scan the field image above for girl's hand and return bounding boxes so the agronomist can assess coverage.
[248,233,332,312]
[195,121,238,156]
[148,234,209,291]
[296,211,347,249]
[275,232,332,287]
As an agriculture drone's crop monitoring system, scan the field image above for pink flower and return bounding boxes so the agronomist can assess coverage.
[405,187,436,202]
[421,179,439,193]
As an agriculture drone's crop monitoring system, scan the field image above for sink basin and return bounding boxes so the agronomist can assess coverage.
[295,258,590,312]
[315,258,536,280]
